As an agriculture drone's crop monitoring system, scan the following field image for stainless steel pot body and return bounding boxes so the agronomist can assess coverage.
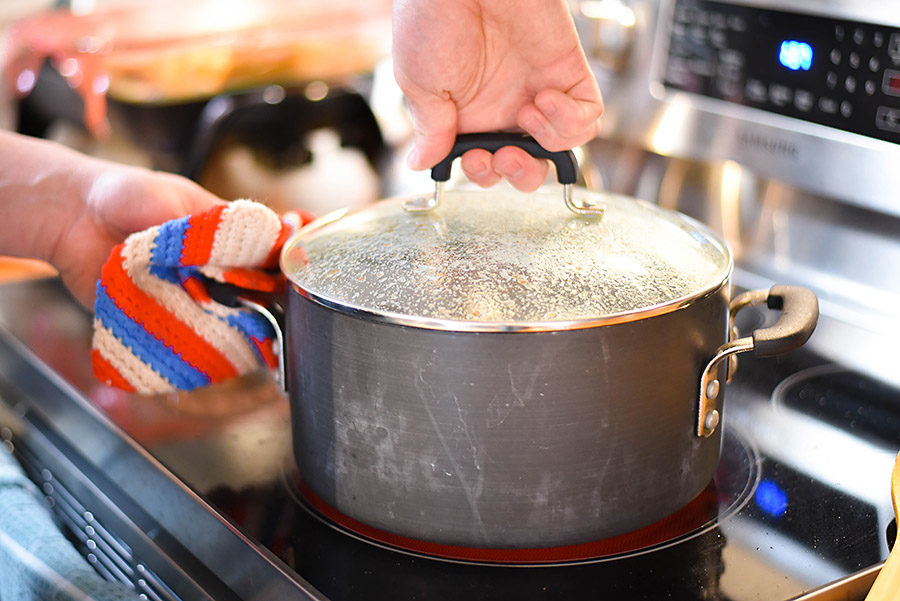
[285,282,730,548]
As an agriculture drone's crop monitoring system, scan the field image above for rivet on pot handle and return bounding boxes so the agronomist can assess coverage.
[402,132,602,216]
[696,285,819,438]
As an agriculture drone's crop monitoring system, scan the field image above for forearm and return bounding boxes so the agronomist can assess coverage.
[0,131,104,263]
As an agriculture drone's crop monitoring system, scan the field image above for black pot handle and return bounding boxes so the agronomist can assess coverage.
[750,285,819,357]
[696,285,819,438]
[403,132,600,215]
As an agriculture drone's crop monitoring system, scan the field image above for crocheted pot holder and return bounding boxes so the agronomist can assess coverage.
[91,200,311,394]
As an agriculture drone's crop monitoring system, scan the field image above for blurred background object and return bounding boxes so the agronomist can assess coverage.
[1,0,403,217]
[0,0,413,284]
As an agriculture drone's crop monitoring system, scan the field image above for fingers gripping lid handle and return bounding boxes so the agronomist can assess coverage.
[430,133,579,184]
[404,133,600,215]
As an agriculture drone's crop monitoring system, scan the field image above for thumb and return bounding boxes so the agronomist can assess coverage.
[405,93,460,171]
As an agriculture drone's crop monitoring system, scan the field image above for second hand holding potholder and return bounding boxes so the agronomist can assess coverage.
[91,199,311,394]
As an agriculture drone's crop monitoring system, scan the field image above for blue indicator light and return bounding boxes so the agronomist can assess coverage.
[755,479,789,518]
[779,40,814,71]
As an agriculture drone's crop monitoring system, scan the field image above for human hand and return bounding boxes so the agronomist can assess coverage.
[0,132,225,310]
[392,0,603,191]
[56,166,224,308]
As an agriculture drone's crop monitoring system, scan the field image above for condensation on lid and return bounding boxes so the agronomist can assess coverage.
[281,188,732,325]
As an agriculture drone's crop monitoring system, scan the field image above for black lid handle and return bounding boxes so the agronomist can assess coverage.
[430,133,578,184]
[404,132,599,216]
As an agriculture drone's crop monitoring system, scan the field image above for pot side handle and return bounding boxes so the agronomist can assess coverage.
[206,280,287,390]
[404,133,601,215]
[696,285,819,438]
[736,285,819,357]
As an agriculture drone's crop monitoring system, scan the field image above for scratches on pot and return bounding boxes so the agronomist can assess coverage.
[487,347,553,428]
[414,367,490,543]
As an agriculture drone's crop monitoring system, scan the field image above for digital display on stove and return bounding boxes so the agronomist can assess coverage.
[663,0,900,144]
[778,40,814,71]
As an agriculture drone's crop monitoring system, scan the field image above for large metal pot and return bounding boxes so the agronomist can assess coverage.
[276,133,818,549]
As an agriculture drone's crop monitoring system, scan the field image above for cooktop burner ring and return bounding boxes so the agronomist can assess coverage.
[280,424,760,567]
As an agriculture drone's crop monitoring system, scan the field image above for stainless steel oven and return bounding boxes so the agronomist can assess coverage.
[576,0,900,387]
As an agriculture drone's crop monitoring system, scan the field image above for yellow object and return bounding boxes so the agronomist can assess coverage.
[865,451,900,600]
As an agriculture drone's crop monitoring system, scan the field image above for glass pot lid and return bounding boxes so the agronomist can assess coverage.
[281,184,732,331]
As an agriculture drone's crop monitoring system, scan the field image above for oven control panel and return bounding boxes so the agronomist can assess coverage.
[662,0,900,144]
